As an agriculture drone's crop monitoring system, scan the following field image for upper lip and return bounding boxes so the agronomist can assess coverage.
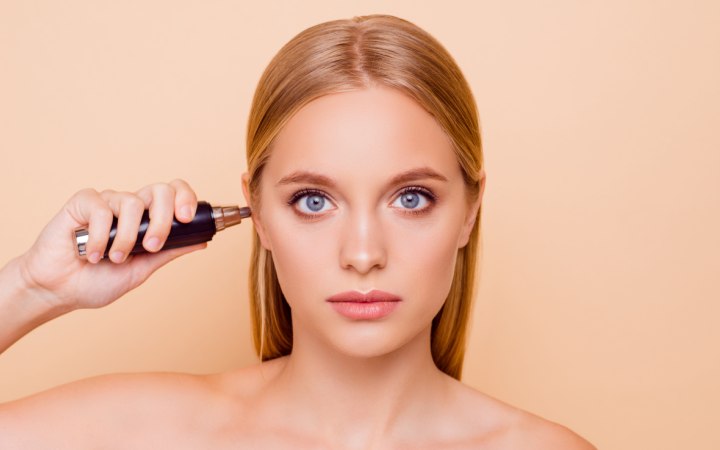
[326,290,402,303]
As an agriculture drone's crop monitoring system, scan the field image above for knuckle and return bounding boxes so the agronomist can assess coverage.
[77,187,98,198]
[170,179,193,195]
[124,195,145,211]
[94,208,114,223]
[152,182,174,198]
[70,188,97,206]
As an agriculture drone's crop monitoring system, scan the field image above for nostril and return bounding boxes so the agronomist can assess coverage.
[337,214,388,272]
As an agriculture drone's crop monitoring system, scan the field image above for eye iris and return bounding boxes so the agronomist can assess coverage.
[305,195,325,212]
[401,192,420,209]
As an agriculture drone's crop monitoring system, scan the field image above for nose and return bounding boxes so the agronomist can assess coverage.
[338,210,387,274]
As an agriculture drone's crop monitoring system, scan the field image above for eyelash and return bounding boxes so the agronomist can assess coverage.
[394,187,437,215]
[286,186,438,219]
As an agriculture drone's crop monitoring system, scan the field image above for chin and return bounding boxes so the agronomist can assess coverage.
[324,325,425,360]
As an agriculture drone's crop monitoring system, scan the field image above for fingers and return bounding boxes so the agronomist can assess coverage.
[99,190,145,263]
[135,183,175,253]
[69,180,199,265]
[135,179,198,253]
[66,189,114,264]
[168,178,198,223]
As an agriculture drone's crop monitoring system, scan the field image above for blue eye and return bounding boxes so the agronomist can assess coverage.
[391,187,434,212]
[302,194,328,212]
[290,189,334,215]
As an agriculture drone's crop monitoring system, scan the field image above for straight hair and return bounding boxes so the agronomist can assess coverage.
[245,14,483,379]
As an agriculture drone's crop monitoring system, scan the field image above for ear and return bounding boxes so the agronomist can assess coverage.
[242,172,272,251]
[457,169,486,248]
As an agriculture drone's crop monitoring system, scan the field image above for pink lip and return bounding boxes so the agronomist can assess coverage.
[327,289,402,320]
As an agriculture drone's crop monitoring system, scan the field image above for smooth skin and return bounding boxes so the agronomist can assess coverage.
[0,87,595,449]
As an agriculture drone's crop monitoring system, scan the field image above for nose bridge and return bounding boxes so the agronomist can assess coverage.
[339,205,387,273]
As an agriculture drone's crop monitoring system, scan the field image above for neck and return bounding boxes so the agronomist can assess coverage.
[264,323,450,447]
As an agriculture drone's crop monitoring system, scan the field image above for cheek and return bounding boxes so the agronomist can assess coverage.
[263,217,337,306]
[386,221,460,308]
[262,206,465,310]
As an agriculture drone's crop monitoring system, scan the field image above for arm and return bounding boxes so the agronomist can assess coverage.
[0,256,71,354]
[0,180,210,447]
[0,371,223,449]
[0,180,206,357]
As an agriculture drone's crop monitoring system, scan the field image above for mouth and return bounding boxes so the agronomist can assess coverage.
[326,289,402,320]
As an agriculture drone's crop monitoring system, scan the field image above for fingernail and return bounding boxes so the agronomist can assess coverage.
[180,205,192,220]
[88,252,101,264]
[110,251,124,263]
[145,237,160,251]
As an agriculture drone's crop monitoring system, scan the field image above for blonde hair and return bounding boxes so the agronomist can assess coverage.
[245,14,483,380]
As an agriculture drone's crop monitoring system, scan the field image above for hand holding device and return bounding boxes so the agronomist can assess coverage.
[16,180,245,313]
[74,202,250,259]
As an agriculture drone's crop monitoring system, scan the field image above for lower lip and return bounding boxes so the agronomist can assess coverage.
[328,301,400,320]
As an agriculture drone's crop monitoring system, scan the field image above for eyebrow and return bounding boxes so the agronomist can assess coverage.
[275,167,449,188]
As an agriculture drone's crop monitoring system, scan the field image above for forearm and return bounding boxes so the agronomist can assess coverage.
[0,256,73,354]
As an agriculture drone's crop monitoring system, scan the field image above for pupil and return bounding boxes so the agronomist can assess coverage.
[401,193,419,209]
[306,195,324,212]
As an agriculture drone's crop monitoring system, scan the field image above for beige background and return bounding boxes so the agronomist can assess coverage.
[1,1,719,448]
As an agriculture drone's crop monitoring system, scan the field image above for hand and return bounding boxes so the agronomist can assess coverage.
[17,179,207,312]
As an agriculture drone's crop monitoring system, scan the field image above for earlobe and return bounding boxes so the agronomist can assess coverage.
[241,172,273,251]
[458,169,486,248]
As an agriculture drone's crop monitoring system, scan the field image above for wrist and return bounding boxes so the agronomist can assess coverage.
[4,255,73,324]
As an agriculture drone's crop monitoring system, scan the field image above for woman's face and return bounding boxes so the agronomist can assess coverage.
[243,86,483,358]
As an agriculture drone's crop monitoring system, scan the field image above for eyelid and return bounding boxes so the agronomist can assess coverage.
[287,188,336,206]
[286,188,337,221]
[286,185,437,217]
[393,186,436,202]
[390,186,436,215]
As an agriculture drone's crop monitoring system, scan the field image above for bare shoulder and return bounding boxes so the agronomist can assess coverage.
[0,371,232,449]
[208,354,288,397]
[446,379,596,450]
[506,411,597,450]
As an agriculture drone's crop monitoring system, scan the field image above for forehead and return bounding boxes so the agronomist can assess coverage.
[264,87,460,186]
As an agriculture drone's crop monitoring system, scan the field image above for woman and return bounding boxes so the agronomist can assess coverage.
[0,15,594,449]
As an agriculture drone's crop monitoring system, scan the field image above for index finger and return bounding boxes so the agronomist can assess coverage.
[168,179,198,223]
